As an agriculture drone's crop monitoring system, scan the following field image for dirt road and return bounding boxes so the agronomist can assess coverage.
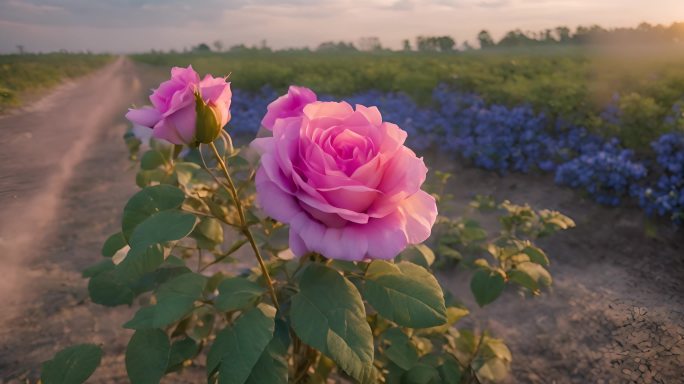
[0,58,682,383]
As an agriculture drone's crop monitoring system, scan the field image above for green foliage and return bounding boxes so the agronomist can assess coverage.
[45,139,575,383]
[363,261,447,328]
[214,277,265,312]
[290,264,375,382]
[208,305,277,383]
[470,270,505,307]
[0,53,112,111]
[132,48,684,148]
[125,329,170,384]
[41,344,102,384]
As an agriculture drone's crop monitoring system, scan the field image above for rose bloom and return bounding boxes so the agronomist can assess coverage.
[261,85,317,130]
[126,65,231,145]
[252,94,438,261]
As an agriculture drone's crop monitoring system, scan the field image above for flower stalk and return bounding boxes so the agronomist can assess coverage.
[208,141,280,311]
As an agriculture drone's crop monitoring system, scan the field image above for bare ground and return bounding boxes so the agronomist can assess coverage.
[0,58,682,383]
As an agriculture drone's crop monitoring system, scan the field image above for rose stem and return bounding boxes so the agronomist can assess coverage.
[208,141,280,311]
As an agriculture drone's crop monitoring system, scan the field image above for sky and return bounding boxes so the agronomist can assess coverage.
[0,0,683,53]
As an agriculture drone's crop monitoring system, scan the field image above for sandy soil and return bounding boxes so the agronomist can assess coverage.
[0,58,682,383]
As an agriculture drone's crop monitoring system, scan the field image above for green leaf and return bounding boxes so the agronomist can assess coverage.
[364,261,447,328]
[82,259,114,278]
[101,232,127,257]
[215,277,265,312]
[126,329,170,384]
[470,270,505,307]
[207,305,276,383]
[473,337,512,382]
[125,273,207,329]
[401,363,441,384]
[41,344,102,384]
[397,245,434,268]
[382,329,419,371]
[88,270,134,306]
[245,319,290,384]
[523,246,549,266]
[191,217,224,249]
[129,210,197,249]
[511,262,552,290]
[167,337,199,372]
[175,162,202,186]
[122,185,186,241]
[437,355,462,383]
[141,150,167,170]
[290,264,374,383]
[116,244,165,284]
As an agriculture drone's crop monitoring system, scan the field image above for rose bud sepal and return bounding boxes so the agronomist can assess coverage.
[194,91,223,145]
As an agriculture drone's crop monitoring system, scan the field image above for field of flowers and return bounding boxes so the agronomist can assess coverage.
[0,53,113,110]
[132,50,684,224]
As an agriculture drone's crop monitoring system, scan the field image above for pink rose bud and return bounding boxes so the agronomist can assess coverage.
[125,65,231,146]
[261,85,317,130]
[251,99,438,261]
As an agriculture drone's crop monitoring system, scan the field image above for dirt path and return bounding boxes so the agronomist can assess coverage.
[0,60,682,383]
[0,57,165,382]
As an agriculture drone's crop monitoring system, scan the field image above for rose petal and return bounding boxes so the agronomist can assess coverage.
[399,190,438,244]
[126,107,161,128]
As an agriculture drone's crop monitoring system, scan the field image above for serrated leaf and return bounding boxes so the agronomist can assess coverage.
[207,306,276,384]
[364,261,447,328]
[245,318,290,384]
[125,329,170,384]
[122,185,186,241]
[125,273,207,329]
[129,210,197,249]
[470,270,505,307]
[290,264,374,383]
[101,232,126,257]
[41,344,102,384]
[215,277,265,312]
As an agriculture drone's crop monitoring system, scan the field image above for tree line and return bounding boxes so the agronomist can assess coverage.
[184,21,684,54]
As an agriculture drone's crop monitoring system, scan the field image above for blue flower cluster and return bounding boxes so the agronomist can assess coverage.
[226,86,684,224]
[554,141,647,206]
[639,133,684,224]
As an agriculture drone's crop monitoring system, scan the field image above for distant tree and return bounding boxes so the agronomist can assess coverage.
[16,45,24,54]
[193,43,211,52]
[316,41,358,52]
[213,40,224,52]
[477,30,495,48]
[497,29,537,47]
[402,39,412,51]
[416,36,455,52]
[260,39,272,52]
[555,26,572,43]
[462,40,474,51]
[358,37,382,51]
[437,36,456,52]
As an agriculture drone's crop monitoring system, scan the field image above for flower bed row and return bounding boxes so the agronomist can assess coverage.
[229,86,684,225]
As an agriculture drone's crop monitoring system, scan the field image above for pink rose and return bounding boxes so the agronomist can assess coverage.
[126,65,231,146]
[260,85,317,130]
[252,100,438,261]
